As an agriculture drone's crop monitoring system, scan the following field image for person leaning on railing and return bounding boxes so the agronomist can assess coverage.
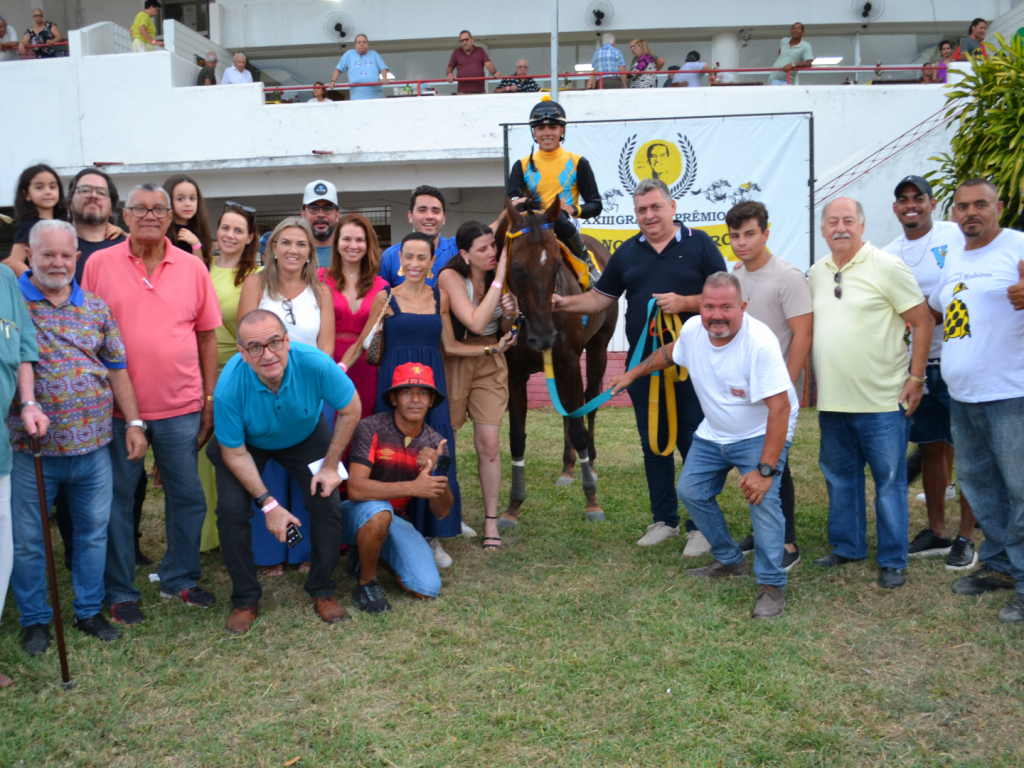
[0,17,20,62]
[130,0,164,53]
[19,8,63,59]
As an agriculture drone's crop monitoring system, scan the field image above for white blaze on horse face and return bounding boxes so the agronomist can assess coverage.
[540,250,547,266]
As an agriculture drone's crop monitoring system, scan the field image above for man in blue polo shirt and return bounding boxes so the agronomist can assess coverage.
[379,186,457,288]
[207,309,362,635]
[329,34,389,100]
[552,178,726,552]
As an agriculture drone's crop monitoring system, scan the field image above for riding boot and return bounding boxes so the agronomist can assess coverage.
[565,230,601,285]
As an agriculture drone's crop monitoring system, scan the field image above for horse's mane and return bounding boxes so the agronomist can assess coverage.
[512,188,554,245]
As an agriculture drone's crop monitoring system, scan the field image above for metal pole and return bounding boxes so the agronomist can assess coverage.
[550,0,559,101]
[854,32,861,83]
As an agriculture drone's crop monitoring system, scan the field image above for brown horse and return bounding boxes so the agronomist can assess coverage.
[496,196,619,526]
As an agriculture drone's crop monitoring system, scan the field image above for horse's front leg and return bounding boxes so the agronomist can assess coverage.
[555,354,605,522]
[557,419,576,487]
[501,360,529,529]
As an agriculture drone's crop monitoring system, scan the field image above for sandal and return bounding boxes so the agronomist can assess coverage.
[259,563,285,577]
[297,561,311,574]
[482,514,502,553]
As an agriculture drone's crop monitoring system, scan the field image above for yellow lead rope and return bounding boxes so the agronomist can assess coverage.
[647,308,687,457]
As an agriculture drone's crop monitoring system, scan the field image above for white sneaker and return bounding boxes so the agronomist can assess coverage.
[682,529,711,557]
[461,522,477,539]
[915,485,956,503]
[636,522,680,547]
[428,537,452,569]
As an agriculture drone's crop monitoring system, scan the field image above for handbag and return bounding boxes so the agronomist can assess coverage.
[363,289,393,366]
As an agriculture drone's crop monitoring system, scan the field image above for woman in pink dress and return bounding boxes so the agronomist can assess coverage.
[319,212,389,416]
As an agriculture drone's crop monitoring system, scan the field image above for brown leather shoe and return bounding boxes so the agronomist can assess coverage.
[752,584,786,619]
[312,596,350,624]
[226,603,260,635]
[0,672,13,688]
[685,559,750,578]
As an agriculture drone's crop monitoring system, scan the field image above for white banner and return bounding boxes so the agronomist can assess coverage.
[505,113,813,271]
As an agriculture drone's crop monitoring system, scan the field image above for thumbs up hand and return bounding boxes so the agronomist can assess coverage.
[1008,260,1024,311]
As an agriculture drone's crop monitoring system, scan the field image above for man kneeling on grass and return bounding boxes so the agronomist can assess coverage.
[207,309,362,635]
[344,363,452,614]
[610,272,798,619]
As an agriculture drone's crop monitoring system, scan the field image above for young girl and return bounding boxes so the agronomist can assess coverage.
[163,174,214,264]
[3,164,68,276]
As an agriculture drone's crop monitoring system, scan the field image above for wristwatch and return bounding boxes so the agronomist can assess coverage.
[127,419,146,431]
[757,463,781,478]
[255,491,272,507]
[20,400,40,410]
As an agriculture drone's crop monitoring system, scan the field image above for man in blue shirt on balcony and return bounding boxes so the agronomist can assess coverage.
[330,34,389,100]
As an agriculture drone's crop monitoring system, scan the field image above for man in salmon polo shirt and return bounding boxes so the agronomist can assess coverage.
[83,183,222,626]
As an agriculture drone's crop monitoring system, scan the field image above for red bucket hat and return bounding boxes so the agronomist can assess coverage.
[382,362,445,409]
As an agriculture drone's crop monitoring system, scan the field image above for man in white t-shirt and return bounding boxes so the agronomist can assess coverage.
[928,178,1024,624]
[882,175,977,570]
[0,17,19,62]
[610,272,798,619]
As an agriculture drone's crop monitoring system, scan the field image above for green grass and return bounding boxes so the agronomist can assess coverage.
[2,408,1022,767]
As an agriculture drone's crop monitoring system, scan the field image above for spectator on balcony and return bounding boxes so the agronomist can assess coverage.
[936,40,954,83]
[671,51,713,88]
[956,19,988,60]
[0,17,20,62]
[628,39,664,89]
[130,1,163,53]
[496,60,539,93]
[223,53,253,85]
[586,33,627,89]
[447,31,500,95]
[311,81,327,102]
[301,180,340,268]
[197,52,217,86]
[770,22,813,85]
[330,34,389,100]
[921,63,938,84]
[19,9,62,59]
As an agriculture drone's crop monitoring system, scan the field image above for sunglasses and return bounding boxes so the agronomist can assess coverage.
[225,200,256,214]
[833,270,842,299]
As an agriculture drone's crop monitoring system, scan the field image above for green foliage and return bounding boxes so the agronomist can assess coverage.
[927,33,1024,229]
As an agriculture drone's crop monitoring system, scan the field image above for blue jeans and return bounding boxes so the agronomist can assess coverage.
[11,448,112,625]
[677,435,790,587]
[342,500,441,597]
[818,410,911,570]
[951,396,1024,593]
[105,413,207,605]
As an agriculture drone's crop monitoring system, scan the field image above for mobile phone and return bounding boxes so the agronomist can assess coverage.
[286,522,303,548]
[431,454,452,477]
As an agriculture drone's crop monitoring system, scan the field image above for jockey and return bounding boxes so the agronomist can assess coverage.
[506,96,603,279]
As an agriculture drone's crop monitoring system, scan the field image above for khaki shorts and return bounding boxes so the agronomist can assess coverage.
[444,335,509,431]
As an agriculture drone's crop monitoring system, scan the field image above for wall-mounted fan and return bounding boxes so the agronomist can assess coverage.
[323,12,355,44]
[851,0,884,24]
[584,0,614,32]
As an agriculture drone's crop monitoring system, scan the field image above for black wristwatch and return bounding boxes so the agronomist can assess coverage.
[757,463,781,478]
[255,491,272,507]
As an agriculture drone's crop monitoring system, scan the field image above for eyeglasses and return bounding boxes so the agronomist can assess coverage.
[244,337,285,358]
[833,270,842,299]
[281,299,296,325]
[304,204,337,215]
[75,185,110,199]
[225,200,256,214]
[127,205,171,219]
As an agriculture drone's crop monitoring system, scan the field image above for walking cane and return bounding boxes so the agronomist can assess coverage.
[31,435,72,691]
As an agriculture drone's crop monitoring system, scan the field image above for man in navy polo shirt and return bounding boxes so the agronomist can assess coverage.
[379,186,457,288]
[207,309,362,635]
[552,178,726,551]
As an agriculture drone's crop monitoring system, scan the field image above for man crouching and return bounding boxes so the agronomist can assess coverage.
[344,363,453,613]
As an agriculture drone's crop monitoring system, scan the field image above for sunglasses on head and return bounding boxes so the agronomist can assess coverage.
[225,200,257,214]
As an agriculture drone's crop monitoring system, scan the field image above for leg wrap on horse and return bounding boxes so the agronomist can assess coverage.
[578,450,598,495]
[510,458,527,501]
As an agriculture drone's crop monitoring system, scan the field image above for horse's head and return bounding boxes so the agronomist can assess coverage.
[497,194,563,351]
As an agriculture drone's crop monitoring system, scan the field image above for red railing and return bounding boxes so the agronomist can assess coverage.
[18,40,69,59]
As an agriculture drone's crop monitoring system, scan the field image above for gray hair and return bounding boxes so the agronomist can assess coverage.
[602,33,615,46]
[205,50,217,61]
[28,219,78,249]
[126,183,171,208]
[234,52,246,62]
[704,271,742,298]
[633,178,672,202]
[820,197,865,225]
[516,58,529,67]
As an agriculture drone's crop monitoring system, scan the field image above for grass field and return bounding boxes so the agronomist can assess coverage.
[1,407,1022,767]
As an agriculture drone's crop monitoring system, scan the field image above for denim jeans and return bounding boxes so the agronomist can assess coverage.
[951,396,1024,593]
[11,448,112,625]
[0,475,11,633]
[341,499,442,597]
[677,435,790,587]
[105,413,207,605]
[818,410,911,570]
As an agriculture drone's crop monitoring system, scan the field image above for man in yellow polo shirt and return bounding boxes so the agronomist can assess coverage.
[130,0,163,52]
[809,197,935,589]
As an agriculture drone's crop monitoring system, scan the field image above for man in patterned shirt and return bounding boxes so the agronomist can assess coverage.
[586,33,627,89]
[344,363,453,614]
[8,221,148,656]
[496,60,540,93]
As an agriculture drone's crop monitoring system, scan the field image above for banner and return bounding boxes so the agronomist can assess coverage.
[505,113,813,271]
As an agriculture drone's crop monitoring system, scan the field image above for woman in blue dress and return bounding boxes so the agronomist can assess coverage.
[345,232,514,567]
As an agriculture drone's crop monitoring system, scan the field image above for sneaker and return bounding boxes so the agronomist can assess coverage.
[738,534,754,555]
[109,601,145,625]
[945,537,978,571]
[351,578,392,614]
[428,538,452,569]
[814,553,860,568]
[685,559,749,578]
[878,567,906,589]
[637,522,680,547]
[160,587,216,609]
[782,546,801,572]
[998,593,1024,623]
[752,584,786,619]
[461,522,477,539]
[951,565,1016,595]
[73,613,121,642]
[908,528,953,558]
[21,624,51,656]
[682,529,711,557]
[915,484,956,503]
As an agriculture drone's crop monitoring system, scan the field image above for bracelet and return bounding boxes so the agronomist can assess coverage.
[191,242,203,251]
[20,400,40,410]
[339,362,348,372]
[491,280,503,290]
[502,313,514,320]
[205,395,214,402]
[484,346,492,356]
[908,374,926,384]
[261,499,279,515]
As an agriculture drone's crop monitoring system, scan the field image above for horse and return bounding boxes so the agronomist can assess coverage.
[495,196,619,526]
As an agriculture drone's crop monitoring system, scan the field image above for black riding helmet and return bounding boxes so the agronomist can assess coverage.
[529,96,567,140]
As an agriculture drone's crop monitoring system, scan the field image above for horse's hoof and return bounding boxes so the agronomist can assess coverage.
[585,510,606,522]
[555,476,574,487]
[497,516,519,530]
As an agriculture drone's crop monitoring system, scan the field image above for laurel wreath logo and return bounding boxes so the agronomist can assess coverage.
[617,133,697,199]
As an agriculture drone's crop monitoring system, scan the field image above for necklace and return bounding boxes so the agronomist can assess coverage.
[900,228,933,269]
[741,256,769,303]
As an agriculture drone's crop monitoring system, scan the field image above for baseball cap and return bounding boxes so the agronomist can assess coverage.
[894,175,933,199]
[303,180,338,207]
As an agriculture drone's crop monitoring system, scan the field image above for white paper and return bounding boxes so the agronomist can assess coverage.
[308,459,349,480]
[148,573,160,583]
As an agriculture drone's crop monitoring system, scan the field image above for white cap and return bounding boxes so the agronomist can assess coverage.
[303,180,338,207]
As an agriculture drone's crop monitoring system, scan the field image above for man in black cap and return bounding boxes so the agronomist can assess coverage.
[671,51,713,87]
[881,175,977,570]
